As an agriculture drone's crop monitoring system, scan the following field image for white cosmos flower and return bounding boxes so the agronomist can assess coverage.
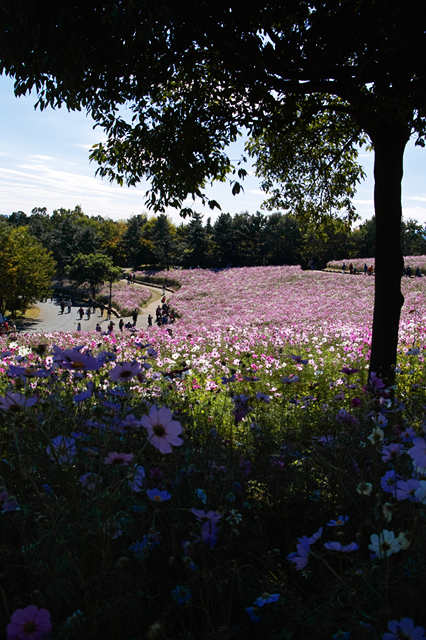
[368,529,401,558]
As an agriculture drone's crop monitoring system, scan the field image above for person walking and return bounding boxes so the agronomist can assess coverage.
[86,307,91,320]
[76,322,82,332]
[148,314,153,327]
[119,318,124,332]
[67,300,72,313]
[132,308,138,326]
[60,300,65,314]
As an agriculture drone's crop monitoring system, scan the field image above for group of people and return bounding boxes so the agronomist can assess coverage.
[154,296,176,326]
[0,319,17,335]
[403,265,424,277]
[54,282,176,333]
[341,263,374,275]
[126,273,137,284]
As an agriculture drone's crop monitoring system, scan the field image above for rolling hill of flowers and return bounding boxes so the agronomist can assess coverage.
[327,255,426,273]
[1,266,426,640]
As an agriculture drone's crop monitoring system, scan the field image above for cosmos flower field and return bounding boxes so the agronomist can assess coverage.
[2,266,426,640]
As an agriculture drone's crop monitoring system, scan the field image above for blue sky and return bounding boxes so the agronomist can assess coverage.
[0,73,425,226]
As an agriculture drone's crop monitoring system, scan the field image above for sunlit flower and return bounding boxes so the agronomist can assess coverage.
[141,406,183,454]
[53,346,104,371]
[108,361,141,381]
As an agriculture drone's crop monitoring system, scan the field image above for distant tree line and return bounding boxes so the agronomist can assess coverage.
[2,206,426,272]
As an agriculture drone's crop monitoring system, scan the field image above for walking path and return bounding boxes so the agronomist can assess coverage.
[18,283,165,334]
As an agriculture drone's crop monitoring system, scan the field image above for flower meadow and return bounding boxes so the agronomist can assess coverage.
[327,255,426,274]
[2,266,426,640]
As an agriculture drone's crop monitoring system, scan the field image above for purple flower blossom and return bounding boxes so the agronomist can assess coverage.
[53,346,104,371]
[79,473,102,490]
[200,520,218,548]
[369,371,385,390]
[108,361,141,382]
[172,586,192,604]
[393,479,420,501]
[104,451,134,466]
[383,617,426,640]
[409,437,426,470]
[129,465,146,492]
[327,515,349,527]
[246,607,260,623]
[2,496,20,512]
[287,538,311,570]
[0,393,38,410]
[254,593,280,607]
[324,541,359,552]
[6,605,52,640]
[290,354,309,365]
[47,436,76,464]
[381,443,404,463]
[147,488,171,502]
[191,509,222,524]
[381,470,402,493]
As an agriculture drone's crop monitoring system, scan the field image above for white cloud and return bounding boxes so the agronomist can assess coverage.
[30,154,53,160]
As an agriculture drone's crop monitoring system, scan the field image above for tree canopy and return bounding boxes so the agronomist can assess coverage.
[2,0,426,379]
[67,253,121,300]
[0,224,56,316]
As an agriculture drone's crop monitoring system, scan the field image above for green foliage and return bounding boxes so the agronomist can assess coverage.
[0,224,56,316]
[246,99,367,225]
[2,331,426,638]
[66,253,121,299]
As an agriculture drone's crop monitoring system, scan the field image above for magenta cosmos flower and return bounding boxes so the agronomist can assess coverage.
[104,452,134,466]
[141,406,183,454]
[7,604,52,640]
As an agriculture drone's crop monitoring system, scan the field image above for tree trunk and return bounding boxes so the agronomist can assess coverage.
[369,122,409,384]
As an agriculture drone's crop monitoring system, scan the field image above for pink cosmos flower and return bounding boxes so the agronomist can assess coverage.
[141,406,183,454]
[103,452,134,466]
[7,605,52,640]
[108,361,141,382]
